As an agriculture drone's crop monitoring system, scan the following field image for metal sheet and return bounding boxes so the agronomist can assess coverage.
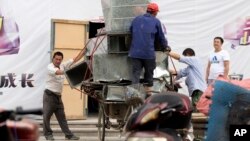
[64,61,92,88]
[106,85,127,101]
[85,35,108,56]
[92,53,132,81]
[101,0,149,32]
[92,52,169,82]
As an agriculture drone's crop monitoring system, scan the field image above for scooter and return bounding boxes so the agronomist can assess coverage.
[0,107,43,141]
[124,91,192,141]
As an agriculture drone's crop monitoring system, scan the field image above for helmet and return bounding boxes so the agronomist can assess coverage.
[147,3,159,12]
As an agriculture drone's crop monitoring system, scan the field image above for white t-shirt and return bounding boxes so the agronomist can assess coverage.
[45,59,74,94]
[208,50,230,79]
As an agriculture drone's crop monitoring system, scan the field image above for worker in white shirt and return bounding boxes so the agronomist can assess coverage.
[206,37,230,85]
[43,51,83,140]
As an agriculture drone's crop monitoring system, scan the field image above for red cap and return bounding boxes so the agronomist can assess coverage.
[147,3,159,12]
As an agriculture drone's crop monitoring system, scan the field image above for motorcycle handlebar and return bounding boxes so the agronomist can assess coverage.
[15,108,43,115]
[160,108,176,114]
[0,108,43,122]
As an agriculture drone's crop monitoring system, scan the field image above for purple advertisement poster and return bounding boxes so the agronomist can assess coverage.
[224,16,250,48]
[0,7,20,56]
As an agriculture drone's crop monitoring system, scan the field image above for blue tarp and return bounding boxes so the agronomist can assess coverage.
[205,80,250,141]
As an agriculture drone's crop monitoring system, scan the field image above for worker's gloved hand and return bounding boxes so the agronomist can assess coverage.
[166,46,171,52]
[162,46,171,52]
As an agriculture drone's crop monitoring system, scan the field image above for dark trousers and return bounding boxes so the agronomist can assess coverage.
[131,58,156,87]
[191,90,203,112]
[43,89,73,137]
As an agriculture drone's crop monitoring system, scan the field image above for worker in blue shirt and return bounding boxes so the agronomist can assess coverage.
[167,48,207,111]
[129,3,168,98]
[167,48,207,141]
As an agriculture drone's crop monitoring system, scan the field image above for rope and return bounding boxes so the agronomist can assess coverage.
[169,56,177,74]
[73,28,106,99]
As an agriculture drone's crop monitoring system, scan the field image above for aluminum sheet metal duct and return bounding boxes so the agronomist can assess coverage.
[101,0,149,33]
[92,52,168,82]
[64,61,92,88]
[85,35,108,56]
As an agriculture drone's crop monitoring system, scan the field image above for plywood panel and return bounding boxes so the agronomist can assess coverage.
[62,84,86,119]
[54,23,86,49]
[53,20,88,50]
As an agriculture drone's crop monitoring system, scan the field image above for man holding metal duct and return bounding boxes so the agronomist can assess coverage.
[43,51,83,140]
[167,48,207,141]
[167,48,207,111]
[129,2,169,98]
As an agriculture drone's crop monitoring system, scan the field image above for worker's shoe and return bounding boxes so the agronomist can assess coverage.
[65,135,80,140]
[45,135,54,140]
